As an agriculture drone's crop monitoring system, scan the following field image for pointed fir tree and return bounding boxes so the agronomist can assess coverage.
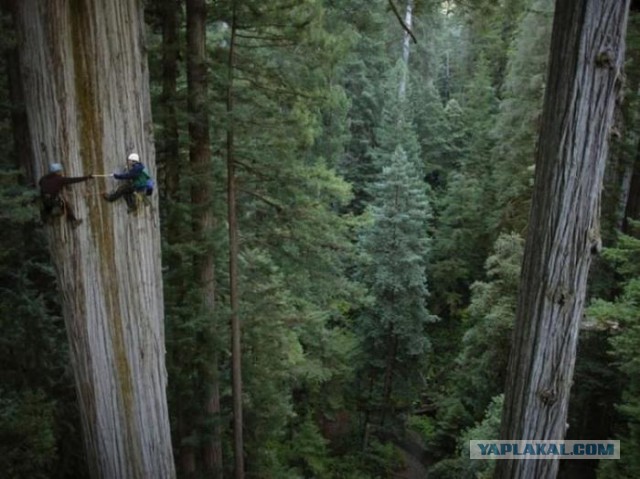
[411,77,448,190]
[335,0,390,213]
[430,54,499,314]
[371,60,423,172]
[358,145,436,427]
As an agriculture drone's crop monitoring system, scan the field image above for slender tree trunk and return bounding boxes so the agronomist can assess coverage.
[186,0,224,477]
[227,5,244,478]
[178,420,196,479]
[444,50,450,102]
[203,360,223,479]
[159,0,181,200]
[361,372,375,450]
[398,0,413,99]
[495,2,629,479]
[623,151,640,233]
[616,158,634,230]
[156,1,199,476]
[5,43,32,178]
[13,1,176,477]
[380,332,398,428]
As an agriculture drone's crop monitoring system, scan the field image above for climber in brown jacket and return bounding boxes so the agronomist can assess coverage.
[39,163,93,227]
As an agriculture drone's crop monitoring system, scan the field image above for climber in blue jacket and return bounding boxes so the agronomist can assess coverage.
[103,153,154,213]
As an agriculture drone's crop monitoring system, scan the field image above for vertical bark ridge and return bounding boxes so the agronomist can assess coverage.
[14,1,175,477]
[496,1,629,478]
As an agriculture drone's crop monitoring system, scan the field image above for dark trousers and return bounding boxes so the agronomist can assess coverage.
[41,193,78,223]
[104,184,137,211]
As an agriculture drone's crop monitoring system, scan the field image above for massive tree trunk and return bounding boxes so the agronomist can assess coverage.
[13,1,175,478]
[495,2,629,479]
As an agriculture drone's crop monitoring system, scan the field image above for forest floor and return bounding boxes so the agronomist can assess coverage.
[396,449,429,479]
[395,431,429,478]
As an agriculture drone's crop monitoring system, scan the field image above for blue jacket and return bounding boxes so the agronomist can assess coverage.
[114,163,154,192]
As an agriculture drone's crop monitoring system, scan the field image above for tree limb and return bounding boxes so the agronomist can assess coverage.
[388,0,417,44]
[238,187,283,212]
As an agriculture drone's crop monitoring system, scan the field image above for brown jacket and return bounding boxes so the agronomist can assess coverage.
[39,172,92,196]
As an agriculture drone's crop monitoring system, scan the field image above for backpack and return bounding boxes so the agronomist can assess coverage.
[133,166,154,194]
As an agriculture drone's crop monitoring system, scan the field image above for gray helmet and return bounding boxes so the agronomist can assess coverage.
[49,163,63,173]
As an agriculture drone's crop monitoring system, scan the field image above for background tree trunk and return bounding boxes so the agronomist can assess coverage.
[13,1,176,477]
[5,42,32,177]
[398,0,413,99]
[623,152,640,233]
[185,0,224,477]
[158,0,181,201]
[495,2,629,479]
[226,5,244,478]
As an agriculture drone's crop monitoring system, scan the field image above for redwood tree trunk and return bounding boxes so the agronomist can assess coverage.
[186,0,223,477]
[227,5,245,478]
[158,0,181,200]
[13,1,175,477]
[398,0,413,99]
[495,2,629,479]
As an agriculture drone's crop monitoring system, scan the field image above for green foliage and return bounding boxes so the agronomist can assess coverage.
[0,167,85,478]
[371,61,423,170]
[488,0,554,234]
[429,394,503,479]
[589,229,640,478]
[411,77,448,189]
[274,417,333,479]
[0,16,85,469]
[456,234,521,415]
[407,414,437,443]
[204,1,367,475]
[429,233,522,457]
[600,10,640,239]
[150,1,367,475]
[430,53,500,316]
[457,394,503,479]
[6,1,638,478]
[0,390,57,479]
[428,457,467,479]
[357,146,436,422]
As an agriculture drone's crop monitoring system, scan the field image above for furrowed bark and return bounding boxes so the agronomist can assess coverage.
[495,2,629,479]
[186,0,223,476]
[13,1,175,477]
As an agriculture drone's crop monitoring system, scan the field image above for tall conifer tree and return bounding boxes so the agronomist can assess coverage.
[358,146,435,428]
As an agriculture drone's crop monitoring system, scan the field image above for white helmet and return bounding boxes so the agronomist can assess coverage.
[127,153,140,162]
[49,163,63,173]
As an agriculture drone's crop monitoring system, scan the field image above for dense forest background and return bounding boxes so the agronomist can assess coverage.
[1,0,640,478]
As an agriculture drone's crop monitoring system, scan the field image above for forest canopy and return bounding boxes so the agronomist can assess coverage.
[0,1,639,478]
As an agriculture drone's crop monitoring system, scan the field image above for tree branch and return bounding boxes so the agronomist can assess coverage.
[388,0,417,44]
[238,187,283,212]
